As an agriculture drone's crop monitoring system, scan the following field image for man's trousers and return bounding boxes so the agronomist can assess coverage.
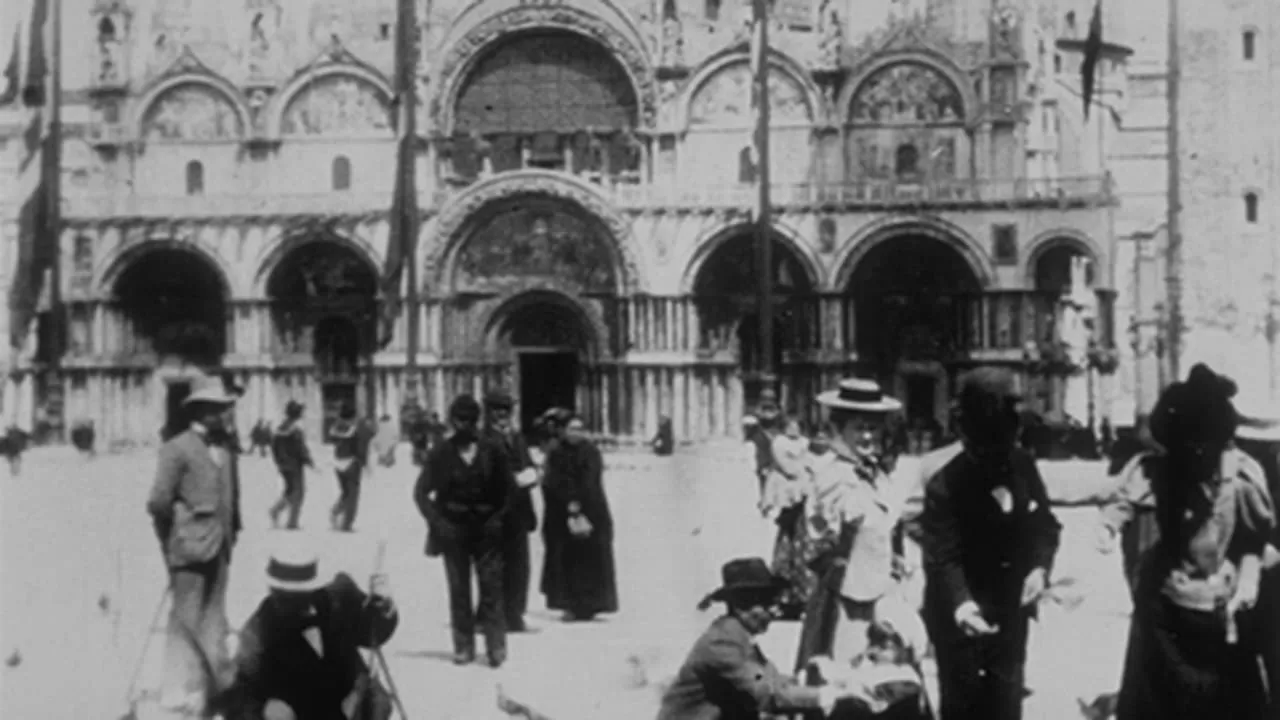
[928,611,1031,720]
[502,530,531,627]
[270,468,305,529]
[441,534,506,657]
[162,549,232,705]
[330,463,363,531]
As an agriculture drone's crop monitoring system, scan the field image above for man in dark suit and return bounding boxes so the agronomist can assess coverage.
[146,373,244,716]
[482,388,539,632]
[658,557,869,720]
[219,542,398,720]
[414,394,514,667]
[919,368,1062,720]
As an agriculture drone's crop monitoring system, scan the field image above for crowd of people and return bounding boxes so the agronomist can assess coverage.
[93,351,1276,720]
[659,365,1278,720]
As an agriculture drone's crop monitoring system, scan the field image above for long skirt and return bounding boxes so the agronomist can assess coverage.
[771,504,824,615]
[1117,563,1269,720]
[542,532,619,618]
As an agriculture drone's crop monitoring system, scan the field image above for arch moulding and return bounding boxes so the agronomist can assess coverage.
[427,169,644,294]
[680,219,826,294]
[96,237,236,298]
[1022,228,1108,289]
[831,215,995,291]
[479,288,607,358]
[680,47,823,129]
[268,61,395,138]
[250,222,383,298]
[132,71,252,142]
[432,0,657,131]
[835,50,978,127]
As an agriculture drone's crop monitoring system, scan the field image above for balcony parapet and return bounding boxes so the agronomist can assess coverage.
[60,191,441,223]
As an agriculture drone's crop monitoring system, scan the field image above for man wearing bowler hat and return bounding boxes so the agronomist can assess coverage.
[658,557,874,720]
[146,373,244,717]
[483,388,540,632]
[919,368,1062,720]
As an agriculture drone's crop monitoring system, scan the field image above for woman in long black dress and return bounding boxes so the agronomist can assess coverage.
[540,411,619,621]
[1116,365,1275,720]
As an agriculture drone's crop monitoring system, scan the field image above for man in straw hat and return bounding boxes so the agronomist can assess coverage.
[146,372,244,717]
[414,394,515,667]
[216,537,398,720]
[658,557,879,720]
[918,368,1062,720]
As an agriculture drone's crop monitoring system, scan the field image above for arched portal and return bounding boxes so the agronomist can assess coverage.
[451,30,640,178]
[488,291,595,432]
[1033,243,1096,294]
[111,249,228,365]
[692,230,818,386]
[847,234,983,426]
[266,237,379,424]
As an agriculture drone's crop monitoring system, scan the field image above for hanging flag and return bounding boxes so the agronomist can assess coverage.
[8,0,54,352]
[738,4,765,184]
[1081,0,1103,119]
[378,0,420,347]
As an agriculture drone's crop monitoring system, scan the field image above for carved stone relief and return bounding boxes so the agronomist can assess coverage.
[659,0,685,70]
[688,63,811,126]
[244,0,284,78]
[437,7,657,129]
[141,85,243,141]
[990,4,1021,58]
[815,0,843,72]
[456,205,617,293]
[280,76,392,136]
[850,62,963,124]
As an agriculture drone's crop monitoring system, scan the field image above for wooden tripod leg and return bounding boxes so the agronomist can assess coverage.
[372,647,410,720]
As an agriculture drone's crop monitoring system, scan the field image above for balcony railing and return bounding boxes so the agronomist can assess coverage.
[59,175,1110,220]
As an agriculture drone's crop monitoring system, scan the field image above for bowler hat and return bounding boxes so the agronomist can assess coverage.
[483,388,516,410]
[698,557,788,609]
[449,394,481,421]
[284,400,304,419]
[183,374,237,407]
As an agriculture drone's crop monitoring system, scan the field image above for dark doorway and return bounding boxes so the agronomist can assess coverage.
[164,381,192,440]
[904,374,936,424]
[114,249,228,365]
[518,351,578,432]
[321,382,357,443]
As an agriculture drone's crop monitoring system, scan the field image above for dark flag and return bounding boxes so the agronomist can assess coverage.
[8,0,54,351]
[1081,0,1103,119]
[378,0,419,347]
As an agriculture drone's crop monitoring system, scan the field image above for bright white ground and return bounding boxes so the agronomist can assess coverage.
[0,446,1131,720]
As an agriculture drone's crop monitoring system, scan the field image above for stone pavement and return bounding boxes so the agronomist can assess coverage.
[0,446,1130,720]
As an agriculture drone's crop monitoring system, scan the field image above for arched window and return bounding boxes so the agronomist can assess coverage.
[332,155,352,191]
[1245,192,1259,223]
[1244,30,1257,61]
[185,160,204,196]
[98,18,116,41]
[895,144,919,178]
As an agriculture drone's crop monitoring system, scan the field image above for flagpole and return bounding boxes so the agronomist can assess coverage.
[753,0,775,395]
[396,0,420,410]
[1164,0,1182,385]
[46,0,64,442]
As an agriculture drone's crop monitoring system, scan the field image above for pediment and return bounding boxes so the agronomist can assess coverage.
[153,46,222,85]
[288,36,385,87]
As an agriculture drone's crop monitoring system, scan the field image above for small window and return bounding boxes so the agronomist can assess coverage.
[895,144,920,177]
[1245,192,1259,223]
[98,17,116,41]
[379,23,391,40]
[1065,12,1076,34]
[1053,53,1062,74]
[1244,30,1256,61]
[704,0,721,21]
[332,155,351,191]
[185,160,204,196]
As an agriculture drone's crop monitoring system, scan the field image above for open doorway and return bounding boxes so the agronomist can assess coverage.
[518,351,578,432]
[163,380,192,441]
[321,381,357,443]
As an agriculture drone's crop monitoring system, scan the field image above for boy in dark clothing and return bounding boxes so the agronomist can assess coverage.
[269,401,313,530]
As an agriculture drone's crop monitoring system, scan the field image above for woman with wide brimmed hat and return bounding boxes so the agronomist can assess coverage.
[790,378,931,720]
[658,558,873,720]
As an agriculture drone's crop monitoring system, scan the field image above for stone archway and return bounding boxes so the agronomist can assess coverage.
[109,247,230,366]
[1030,238,1098,295]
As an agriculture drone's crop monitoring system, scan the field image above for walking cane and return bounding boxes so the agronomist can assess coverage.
[118,586,172,720]
[365,538,410,720]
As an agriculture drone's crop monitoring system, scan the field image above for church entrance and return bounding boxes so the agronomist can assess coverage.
[518,351,579,432]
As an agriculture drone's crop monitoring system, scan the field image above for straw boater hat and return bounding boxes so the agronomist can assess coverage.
[183,374,237,407]
[816,378,903,414]
[697,557,788,610]
[265,542,327,594]
[1234,398,1280,442]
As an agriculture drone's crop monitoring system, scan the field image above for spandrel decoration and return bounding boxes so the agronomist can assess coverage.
[455,206,617,293]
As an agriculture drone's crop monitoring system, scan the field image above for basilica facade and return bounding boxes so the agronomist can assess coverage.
[6,0,1121,447]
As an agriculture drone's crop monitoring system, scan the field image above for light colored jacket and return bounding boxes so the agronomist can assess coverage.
[146,427,240,568]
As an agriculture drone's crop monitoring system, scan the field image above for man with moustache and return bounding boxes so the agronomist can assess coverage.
[414,394,514,667]
[482,389,540,633]
[919,368,1062,720]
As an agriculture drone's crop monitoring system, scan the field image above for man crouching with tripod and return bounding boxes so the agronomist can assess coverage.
[216,539,399,720]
